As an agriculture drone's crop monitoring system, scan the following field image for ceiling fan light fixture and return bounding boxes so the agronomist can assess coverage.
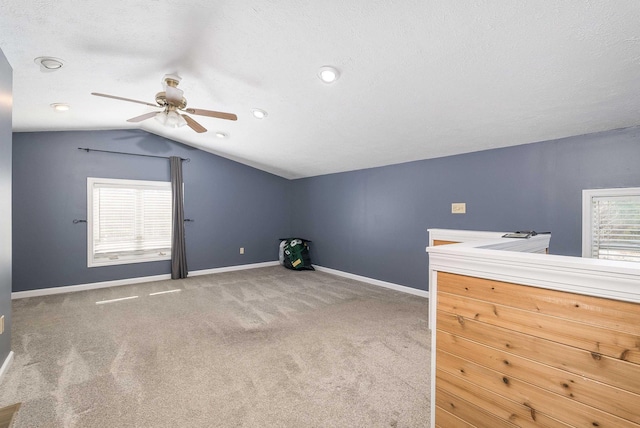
[34,57,64,72]
[251,108,267,119]
[318,66,340,83]
[155,111,187,128]
[154,112,167,126]
[168,111,187,128]
[50,103,70,111]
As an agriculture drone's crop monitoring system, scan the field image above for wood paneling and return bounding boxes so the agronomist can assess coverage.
[438,272,640,335]
[437,311,640,393]
[437,369,572,428]
[435,406,475,428]
[438,331,640,424]
[437,385,518,428]
[433,240,460,246]
[0,403,20,428]
[435,272,640,427]
[438,291,640,363]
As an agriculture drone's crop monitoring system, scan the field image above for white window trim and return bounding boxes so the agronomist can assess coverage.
[87,177,172,268]
[582,187,640,259]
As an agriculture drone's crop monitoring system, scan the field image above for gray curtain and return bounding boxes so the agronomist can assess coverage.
[170,156,188,279]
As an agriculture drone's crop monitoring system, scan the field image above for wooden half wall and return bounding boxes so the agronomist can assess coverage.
[427,229,640,428]
[435,271,640,427]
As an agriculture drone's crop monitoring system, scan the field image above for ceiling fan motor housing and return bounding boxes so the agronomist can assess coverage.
[155,92,187,109]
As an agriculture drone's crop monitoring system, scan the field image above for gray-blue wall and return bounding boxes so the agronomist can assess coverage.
[0,49,12,365]
[291,127,640,291]
[12,130,291,292]
[12,126,640,295]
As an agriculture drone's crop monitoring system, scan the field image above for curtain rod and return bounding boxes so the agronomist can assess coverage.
[78,148,190,162]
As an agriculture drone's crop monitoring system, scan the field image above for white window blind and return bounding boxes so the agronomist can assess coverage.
[88,178,172,267]
[583,188,640,263]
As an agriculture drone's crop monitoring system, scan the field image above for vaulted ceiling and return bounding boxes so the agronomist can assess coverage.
[1,1,639,178]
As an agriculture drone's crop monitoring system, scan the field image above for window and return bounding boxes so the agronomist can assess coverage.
[582,187,640,262]
[88,178,172,267]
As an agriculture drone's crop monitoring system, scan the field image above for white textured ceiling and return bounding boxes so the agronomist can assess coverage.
[1,1,639,179]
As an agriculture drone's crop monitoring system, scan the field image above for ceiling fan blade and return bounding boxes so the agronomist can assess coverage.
[91,92,158,107]
[184,108,238,121]
[126,111,158,123]
[182,114,207,133]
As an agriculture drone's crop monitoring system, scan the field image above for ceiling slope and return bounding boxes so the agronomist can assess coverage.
[1,1,639,178]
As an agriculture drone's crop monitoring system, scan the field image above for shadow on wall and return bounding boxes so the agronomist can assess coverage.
[111,129,198,154]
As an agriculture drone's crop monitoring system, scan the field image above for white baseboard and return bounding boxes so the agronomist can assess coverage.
[0,351,14,384]
[11,262,425,300]
[12,261,280,299]
[313,265,429,298]
[12,273,172,299]
[189,261,279,277]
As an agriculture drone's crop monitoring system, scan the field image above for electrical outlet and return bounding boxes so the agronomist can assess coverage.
[0,315,4,334]
[451,203,466,214]
[240,247,245,255]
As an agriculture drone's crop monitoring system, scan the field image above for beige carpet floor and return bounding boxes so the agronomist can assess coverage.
[0,266,430,427]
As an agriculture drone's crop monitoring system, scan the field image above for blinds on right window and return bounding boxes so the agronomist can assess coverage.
[583,188,640,262]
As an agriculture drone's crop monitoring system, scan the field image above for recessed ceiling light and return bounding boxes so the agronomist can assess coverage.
[318,66,340,83]
[34,57,64,72]
[251,108,267,119]
[215,132,228,139]
[50,103,70,111]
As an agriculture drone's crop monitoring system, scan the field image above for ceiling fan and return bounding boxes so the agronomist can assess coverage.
[92,74,237,133]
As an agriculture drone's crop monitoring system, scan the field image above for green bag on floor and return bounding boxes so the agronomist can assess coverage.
[279,238,314,270]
